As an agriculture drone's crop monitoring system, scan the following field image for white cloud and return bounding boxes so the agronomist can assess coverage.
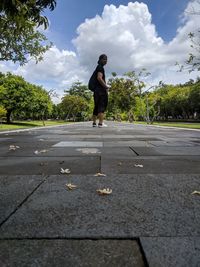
[73,2,164,73]
[73,1,199,81]
[12,46,89,99]
[1,1,200,102]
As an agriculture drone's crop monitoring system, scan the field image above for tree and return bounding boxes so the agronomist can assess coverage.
[0,73,33,123]
[60,95,88,121]
[67,81,92,101]
[29,84,53,124]
[185,31,200,72]
[0,72,53,123]
[0,0,56,28]
[176,1,200,72]
[0,1,56,65]
[0,19,52,65]
[107,71,147,120]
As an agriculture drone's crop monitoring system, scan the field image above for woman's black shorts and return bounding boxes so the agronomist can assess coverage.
[93,89,108,116]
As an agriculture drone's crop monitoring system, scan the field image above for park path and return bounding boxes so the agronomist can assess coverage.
[0,121,200,266]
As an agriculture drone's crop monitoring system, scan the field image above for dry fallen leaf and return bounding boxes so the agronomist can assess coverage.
[96,188,112,195]
[66,183,77,190]
[94,172,106,177]
[61,168,71,174]
[134,164,143,168]
[34,149,48,154]
[191,191,200,195]
[9,145,20,151]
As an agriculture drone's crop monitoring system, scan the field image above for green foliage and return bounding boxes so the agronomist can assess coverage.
[106,71,200,122]
[67,81,92,101]
[0,0,56,64]
[0,105,6,119]
[0,72,53,123]
[148,80,200,120]
[60,94,89,121]
[133,96,146,120]
[0,18,52,65]
[0,0,56,29]
[107,71,147,119]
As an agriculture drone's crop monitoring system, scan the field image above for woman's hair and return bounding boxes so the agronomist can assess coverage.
[98,54,107,64]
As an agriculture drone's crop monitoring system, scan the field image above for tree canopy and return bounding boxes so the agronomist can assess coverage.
[0,0,56,65]
[0,0,56,28]
[0,72,53,123]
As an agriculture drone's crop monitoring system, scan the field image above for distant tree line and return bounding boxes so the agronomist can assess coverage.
[0,72,199,124]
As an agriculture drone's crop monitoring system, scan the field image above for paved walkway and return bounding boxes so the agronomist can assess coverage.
[0,121,200,267]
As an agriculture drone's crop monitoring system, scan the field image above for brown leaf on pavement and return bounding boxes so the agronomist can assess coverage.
[134,164,143,168]
[191,191,200,195]
[34,149,48,154]
[61,168,71,174]
[94,172,106,177]
[96,188,112,195]
[66,183,77,190]
[9,145,20,151]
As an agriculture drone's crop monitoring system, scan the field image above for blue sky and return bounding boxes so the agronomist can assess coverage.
[2,0,199,103]
[44,0,190,50]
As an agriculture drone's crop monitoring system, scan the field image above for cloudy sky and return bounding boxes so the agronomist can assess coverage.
[1,0,199,103]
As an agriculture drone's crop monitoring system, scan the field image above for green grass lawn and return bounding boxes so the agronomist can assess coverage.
[0,120,199,131]
[0,120,69,131]
[134,121,200,129]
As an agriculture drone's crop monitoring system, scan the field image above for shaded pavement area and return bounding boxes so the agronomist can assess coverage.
[0,121,200,266]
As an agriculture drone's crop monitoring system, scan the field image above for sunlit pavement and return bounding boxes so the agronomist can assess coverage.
[0,121,200,267]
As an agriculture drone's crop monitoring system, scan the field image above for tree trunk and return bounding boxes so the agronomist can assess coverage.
[6,110,12,124]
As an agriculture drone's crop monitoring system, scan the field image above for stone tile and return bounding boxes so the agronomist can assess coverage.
[101,156,200,174]
[53,141,103,147]
[0,174,199,238]
[140,237,200,267]
[133,147,200,156]
[0,239,144,267]
[0,156,100,175]
[0,175,45,225]
[104,141,153,147]
[149,141,194,147]
[0,142,56,157]
[101,147,137,157]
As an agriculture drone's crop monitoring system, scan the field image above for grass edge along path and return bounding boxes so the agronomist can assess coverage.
[134,121,200,130]
[0,120,200,131]
[0,120,70,131]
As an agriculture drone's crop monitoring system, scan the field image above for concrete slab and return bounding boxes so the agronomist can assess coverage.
[0,240,145,267]
[149,141,194,147]
[0,156,100,175]
[140,237,200,267]
[0,174,199,238]
[0,137,12,141]
[1,122,200,266]
[0,142,56,157]
[53,141,103,147]
[101,147,137,157]
[133,147,200,156]
[104,141,153,147]
[101,156,200,174]
[18,147,136,157]
[0,175,45,225]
